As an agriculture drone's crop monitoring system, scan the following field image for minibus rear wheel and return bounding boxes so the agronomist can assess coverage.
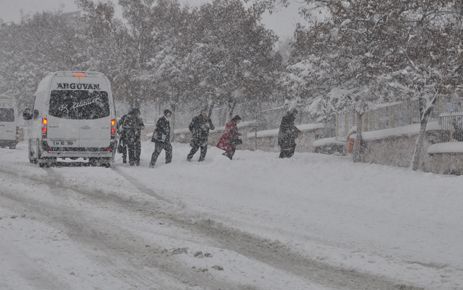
[103,158,112,168]
[38,158,56,168]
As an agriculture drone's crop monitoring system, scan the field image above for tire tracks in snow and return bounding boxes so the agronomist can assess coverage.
[0,233,71,290]
[0,165,424,289]
[112,167,425,290]
[0,167,252,290]
[0,184,164,289]
[112,166,175,205]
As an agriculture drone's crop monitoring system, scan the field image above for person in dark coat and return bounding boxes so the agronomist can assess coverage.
[117,113,128,163]
[123,108,145,166]
[187,110,215,162]
[150,109,173,167]
[278,108,301,158]
[217,115,242,160]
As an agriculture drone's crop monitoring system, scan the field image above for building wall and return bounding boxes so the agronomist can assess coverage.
[362,135,419,168]
[361,130,463,174]
[426,153,463,175]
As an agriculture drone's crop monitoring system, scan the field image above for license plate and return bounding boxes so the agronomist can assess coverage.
[52,140,75,146]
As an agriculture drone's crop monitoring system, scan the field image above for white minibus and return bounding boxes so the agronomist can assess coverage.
[23,71,117,167]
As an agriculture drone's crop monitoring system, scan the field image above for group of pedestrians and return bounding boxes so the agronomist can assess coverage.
[117,108,243,167]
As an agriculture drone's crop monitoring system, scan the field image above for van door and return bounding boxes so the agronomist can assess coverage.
[47,90,111,148]
[0,108,16,142]
[78,117,111,148]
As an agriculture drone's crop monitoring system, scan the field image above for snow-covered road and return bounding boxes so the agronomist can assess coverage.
[1,142,462,290]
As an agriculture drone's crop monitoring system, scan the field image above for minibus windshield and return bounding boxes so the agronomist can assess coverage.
[49,90,110,120]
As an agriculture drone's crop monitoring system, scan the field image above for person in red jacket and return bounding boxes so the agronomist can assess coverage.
[217,115,242,160]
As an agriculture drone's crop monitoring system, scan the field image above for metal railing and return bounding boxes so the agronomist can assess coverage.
[439,112,463,130]
[439,112,463,141]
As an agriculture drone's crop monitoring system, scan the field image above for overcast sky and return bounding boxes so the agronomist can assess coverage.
[0,0,303,39]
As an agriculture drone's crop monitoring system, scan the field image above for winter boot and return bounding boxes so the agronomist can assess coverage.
[222,152,232,160]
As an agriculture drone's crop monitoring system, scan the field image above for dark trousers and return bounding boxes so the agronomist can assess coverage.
[128,140,141,165]
[223,148,236,160]
[279,145,296,158]
[187,141,207,161]
[150,142,172,166]
[120,138,128,163]
[122,146,127,163]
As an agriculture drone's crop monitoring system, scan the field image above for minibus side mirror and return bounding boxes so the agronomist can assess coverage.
[23,108,33,120]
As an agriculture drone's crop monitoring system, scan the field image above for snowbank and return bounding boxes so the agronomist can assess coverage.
[428,142,463,154]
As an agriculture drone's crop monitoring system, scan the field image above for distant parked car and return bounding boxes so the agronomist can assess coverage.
[0,98,18,149]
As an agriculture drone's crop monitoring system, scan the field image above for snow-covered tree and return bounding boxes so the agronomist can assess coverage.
[0,12,81,110]
[191,0,281,117]
[76,0,137,106]
[277,0,462,165]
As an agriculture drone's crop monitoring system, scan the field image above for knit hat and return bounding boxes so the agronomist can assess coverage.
[232,115,242,122]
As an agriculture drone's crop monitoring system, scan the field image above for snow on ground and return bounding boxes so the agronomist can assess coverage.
[1,142,463,289]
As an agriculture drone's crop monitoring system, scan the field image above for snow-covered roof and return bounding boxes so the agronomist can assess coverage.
[248,128,279,138]
[248,123,324,138]
[0,97,14,107]
[313,137,345,147]
[428,142,463,154]
[173,128,191,135]
[238,120,258,128]
[172,120,258,136]
[439,112,463,117]
[371,100,405,110]
[298,123,325,131]
[361,121,441,141]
